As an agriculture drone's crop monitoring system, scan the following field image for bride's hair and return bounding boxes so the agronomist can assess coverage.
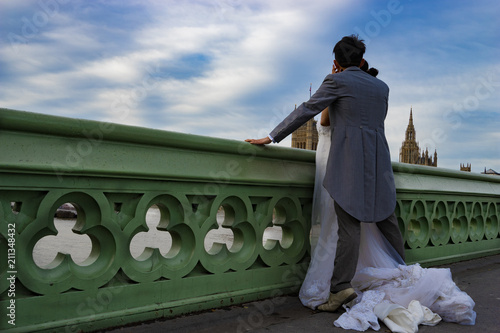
[361,60,379,77]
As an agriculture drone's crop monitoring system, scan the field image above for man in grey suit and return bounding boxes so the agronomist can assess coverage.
[246,35,405,312]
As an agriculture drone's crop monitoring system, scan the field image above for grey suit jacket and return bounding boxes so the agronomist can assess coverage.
[270,67,396,222]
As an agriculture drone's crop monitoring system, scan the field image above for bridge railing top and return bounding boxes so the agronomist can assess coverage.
[0,107,315,162]
[1,107,499,188]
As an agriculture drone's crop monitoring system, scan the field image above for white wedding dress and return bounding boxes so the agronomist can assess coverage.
[299,123,476,332]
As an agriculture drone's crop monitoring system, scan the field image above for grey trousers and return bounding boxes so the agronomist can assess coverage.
[330,201,405,293]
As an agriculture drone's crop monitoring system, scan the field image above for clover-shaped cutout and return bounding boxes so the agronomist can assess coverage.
[129,204,178,260]
[204,205,236,254]
[485,203,498,240]
[430,201,451,246]
[198,196,257,274]
[122,194,197,282]
[262,207,292,250]
[258,197,307,267]
[33,203,94,268]
[469,202,485,241]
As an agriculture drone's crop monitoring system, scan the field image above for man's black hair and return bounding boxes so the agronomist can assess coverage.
[333,34,366,68]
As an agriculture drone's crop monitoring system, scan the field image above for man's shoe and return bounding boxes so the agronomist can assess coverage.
[317,288,357,312]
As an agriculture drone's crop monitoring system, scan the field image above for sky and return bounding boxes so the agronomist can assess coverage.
[1,0,499,173]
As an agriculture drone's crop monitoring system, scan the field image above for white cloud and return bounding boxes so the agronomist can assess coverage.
[0,0,498,172]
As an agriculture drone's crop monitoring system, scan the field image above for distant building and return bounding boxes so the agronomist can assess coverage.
[291,106,318,150]
[481,168,500,176]
[399,108,437,167]
[460,163,471,172]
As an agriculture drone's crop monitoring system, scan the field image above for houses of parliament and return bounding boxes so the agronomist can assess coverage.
[291,108,438,166]
[291,107,498,175]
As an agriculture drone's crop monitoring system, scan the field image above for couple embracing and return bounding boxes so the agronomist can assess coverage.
[246,35,475,331]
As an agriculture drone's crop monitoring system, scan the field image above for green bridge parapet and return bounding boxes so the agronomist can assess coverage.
[0,108,499,332]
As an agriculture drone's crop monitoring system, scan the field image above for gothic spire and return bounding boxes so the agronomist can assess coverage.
[399,108,437,167]
[405,107,416,141]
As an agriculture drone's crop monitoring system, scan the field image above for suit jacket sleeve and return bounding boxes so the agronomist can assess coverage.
[270,74,340,143]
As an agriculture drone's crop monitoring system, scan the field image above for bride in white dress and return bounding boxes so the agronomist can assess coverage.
[299,108,476,332]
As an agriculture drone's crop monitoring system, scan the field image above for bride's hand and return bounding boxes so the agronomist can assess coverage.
[245,137,272,145]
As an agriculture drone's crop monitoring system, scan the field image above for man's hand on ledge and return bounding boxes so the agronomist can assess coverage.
[245,137,272,145]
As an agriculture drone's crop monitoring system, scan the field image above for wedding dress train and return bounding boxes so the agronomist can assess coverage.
[298,123,476,332]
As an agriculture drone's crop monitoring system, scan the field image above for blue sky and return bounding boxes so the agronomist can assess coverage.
[1,0,499,173]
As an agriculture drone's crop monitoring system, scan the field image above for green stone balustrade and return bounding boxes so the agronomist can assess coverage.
[0,108,499,332]
[392,163,500,264]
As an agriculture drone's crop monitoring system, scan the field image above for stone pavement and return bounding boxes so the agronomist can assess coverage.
[105,254,500,333]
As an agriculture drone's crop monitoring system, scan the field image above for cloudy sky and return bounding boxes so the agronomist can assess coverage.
[1,0,499,173]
